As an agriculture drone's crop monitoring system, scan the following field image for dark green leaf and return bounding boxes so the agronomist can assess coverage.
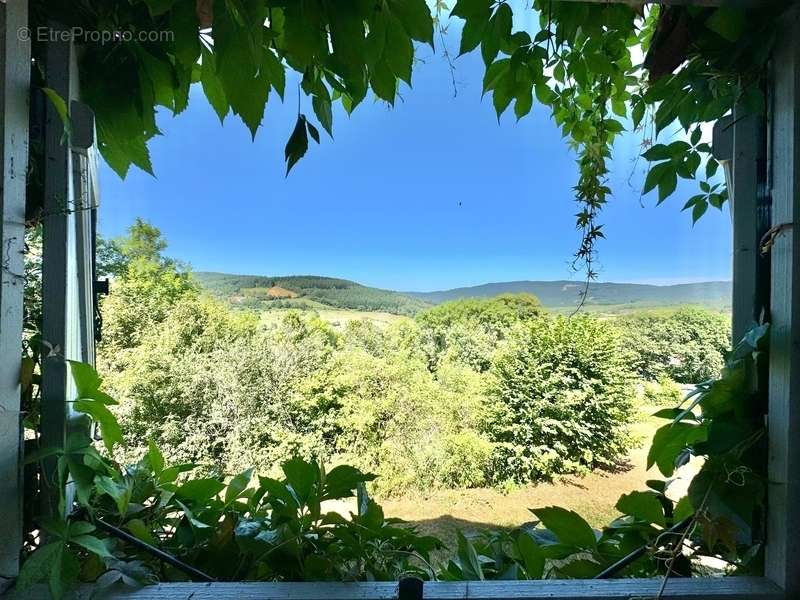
[459,14,488,56]
[647,422,707,477]
[312,96,333,137]
[386,16,414,84]
[516,532,544,579]
[323,465,374,500]
[642,162,670,195]
[200,48,229,122]
[531,506,596,549]
[616,491,666,526]
[71,535,113,559]
[456,532,484,580]
[451,0,491,20]
[692,198,708,223]
[73,399,123,453]
[482,59,510,94]
[390,0,434,45]
[262,49,286,100]
[285,115,310,175]
[705,8,746,42]
[177,478,225,502]
[657,169,678,203]
[641,144,670,162]
[282,457,319,502]
[95,475,132,516]
[170,1,201,68]
[370,59,397,104]
[307,121,320,144]
[225,468,254,505]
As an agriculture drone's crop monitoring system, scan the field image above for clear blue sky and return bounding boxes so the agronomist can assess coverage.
[98,29,732,292]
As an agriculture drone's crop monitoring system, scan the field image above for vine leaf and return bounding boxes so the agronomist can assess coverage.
[201,48,229,123]
[530,506,596,549]
[616,491,666,526]
[285,115,310,175]
[42,87,72,142]
[312,96,334,137]
[516,532,545,579]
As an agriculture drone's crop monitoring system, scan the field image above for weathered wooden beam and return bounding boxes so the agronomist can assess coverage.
[39,26,74,520]
[0,0,30,584]
[730,108,765,342]
[69,102,97,365]
[766,5,800,598]
[23,577,785,600]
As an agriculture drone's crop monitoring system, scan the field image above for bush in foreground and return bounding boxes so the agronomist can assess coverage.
[487,316,635,483]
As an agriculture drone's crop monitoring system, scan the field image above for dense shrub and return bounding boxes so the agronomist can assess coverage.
[301,349,491,494]
[105,300,337,473]
[416,294,544,371]
[487,316,634,483]
[642,376,685,406]
[618,307,730,383]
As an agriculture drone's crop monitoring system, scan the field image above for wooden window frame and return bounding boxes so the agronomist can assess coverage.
[2,1,799,598]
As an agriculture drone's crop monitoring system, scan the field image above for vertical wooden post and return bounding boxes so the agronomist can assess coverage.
[0,0,30,582]
[70,102,97,365]
[766,7,800,597]
[39,30,73,519]
[731,109,765,342]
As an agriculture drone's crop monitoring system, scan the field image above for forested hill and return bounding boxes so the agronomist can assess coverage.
[196,272,732,315]
[407,280,732,310]
[194,272,432,316]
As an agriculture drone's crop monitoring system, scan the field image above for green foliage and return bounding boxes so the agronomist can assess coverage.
[18,419,441,597]
[415,294,544,371]
[301,348,492,494]
[642,376,684,407]
[487,316,634,483]
[646,323,768,560]
[100,231,646,494]
[618,307,731,383]
[98,219,196,356]
[20,317,768,597]
[32,0,434,178]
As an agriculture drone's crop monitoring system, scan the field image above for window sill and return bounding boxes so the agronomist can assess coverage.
[25,577,785,600]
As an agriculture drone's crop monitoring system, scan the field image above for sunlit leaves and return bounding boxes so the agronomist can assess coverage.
[647,422,707,477]
[616,490,666,527]
[68,360,123,452]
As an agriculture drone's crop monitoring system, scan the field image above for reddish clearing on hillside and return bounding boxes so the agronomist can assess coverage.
[266,285,298,298]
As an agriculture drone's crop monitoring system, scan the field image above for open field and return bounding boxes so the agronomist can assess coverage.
[376,402,670,549]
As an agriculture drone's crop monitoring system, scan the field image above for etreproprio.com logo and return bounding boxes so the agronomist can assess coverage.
[17,26,174,45]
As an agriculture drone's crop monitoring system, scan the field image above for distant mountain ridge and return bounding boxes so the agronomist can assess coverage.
[195,272,732,315]
[406,280,732,310]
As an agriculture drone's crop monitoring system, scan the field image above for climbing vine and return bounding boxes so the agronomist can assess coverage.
[28,1,785,277]
[13,0,789,596]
